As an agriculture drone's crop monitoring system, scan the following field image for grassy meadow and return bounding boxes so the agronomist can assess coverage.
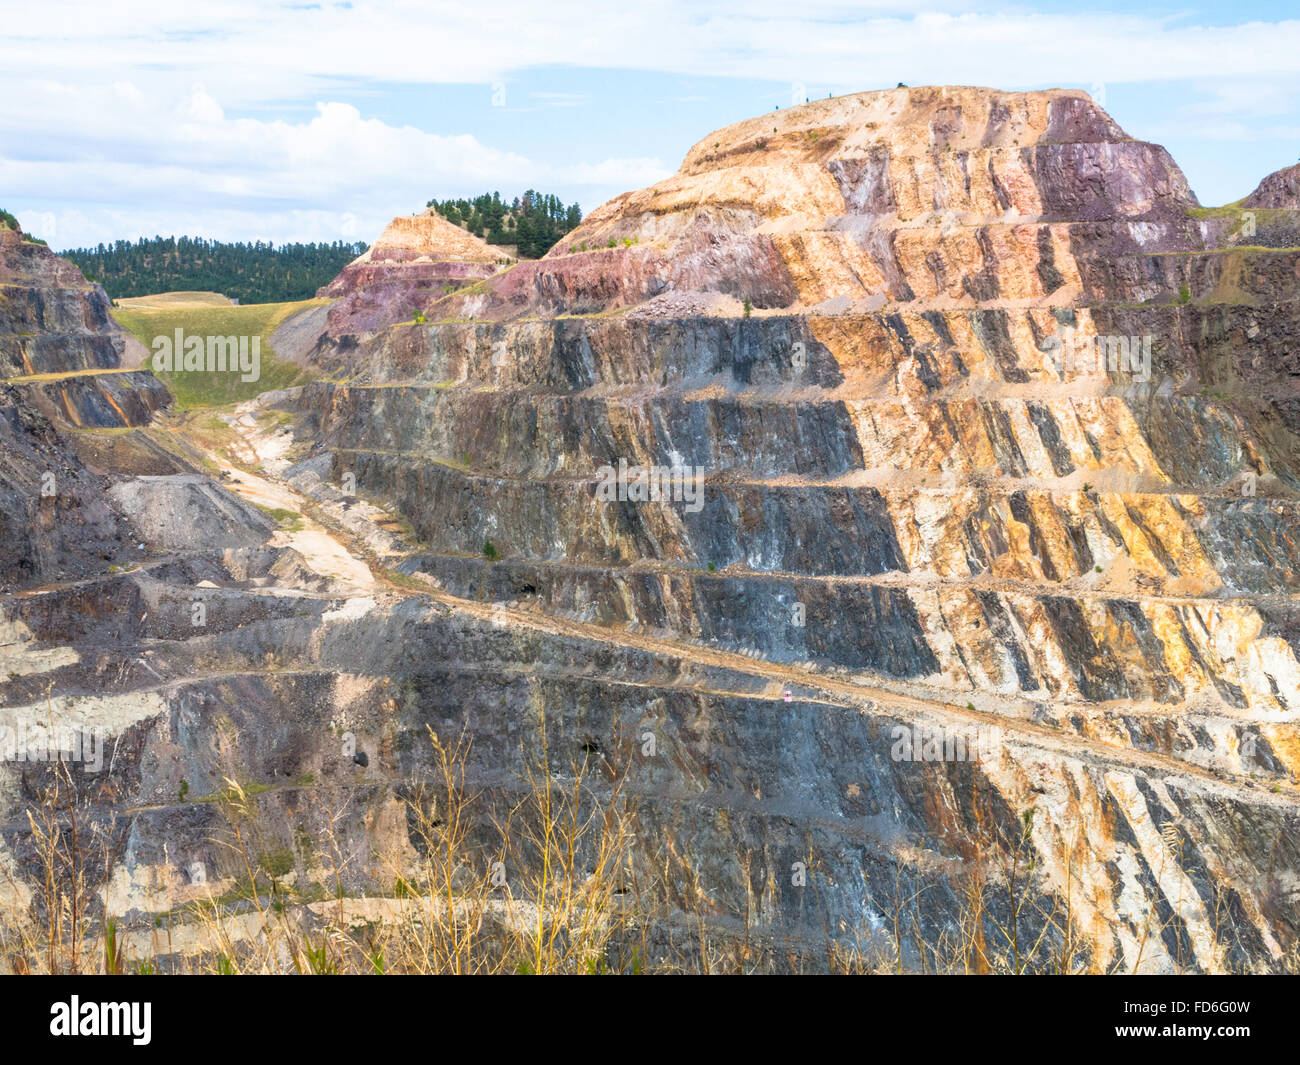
[112,294,327,408]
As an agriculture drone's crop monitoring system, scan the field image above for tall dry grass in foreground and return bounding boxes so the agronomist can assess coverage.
[1,723,657,975]
[1,729,1285,974]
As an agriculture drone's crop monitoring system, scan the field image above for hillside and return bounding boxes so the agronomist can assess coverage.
[110,297,324,408]
[315,209,509,336]
[291,86,1300,971]
[1,87,1299,974]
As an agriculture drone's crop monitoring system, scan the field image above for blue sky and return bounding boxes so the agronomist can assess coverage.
[2,1,1298,251]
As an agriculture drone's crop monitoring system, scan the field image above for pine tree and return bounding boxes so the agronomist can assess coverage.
[427,190,583,258]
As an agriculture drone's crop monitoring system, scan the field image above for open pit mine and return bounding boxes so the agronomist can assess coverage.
[2,86,1299,974]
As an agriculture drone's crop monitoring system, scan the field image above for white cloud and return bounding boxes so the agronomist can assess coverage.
[9,4,1300,112]
[10,4,1300,100]
[3,3,1299,244]
[0,80,665,246]
[562,158,673,188]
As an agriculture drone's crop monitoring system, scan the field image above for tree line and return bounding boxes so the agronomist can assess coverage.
[62,236,368,304]
[427,190,582,259]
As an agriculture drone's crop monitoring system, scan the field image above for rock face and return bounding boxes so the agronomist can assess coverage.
[1244,163,1300,209]
[2,88,1300,974]
[0,225,170,586]
[368,87,1205,326]
[293,88,1300,970]
[318,209,507,337]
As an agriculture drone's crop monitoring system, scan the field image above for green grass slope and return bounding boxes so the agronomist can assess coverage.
[112,298,327,408]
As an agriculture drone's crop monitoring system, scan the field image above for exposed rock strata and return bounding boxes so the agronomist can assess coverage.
[289,88,1300,969]
[318,209,507,337]
[1244,163,1300,210]
[2,89,1299,973]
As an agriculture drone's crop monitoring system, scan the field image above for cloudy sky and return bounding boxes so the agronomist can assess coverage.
[3,1,1299,251]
